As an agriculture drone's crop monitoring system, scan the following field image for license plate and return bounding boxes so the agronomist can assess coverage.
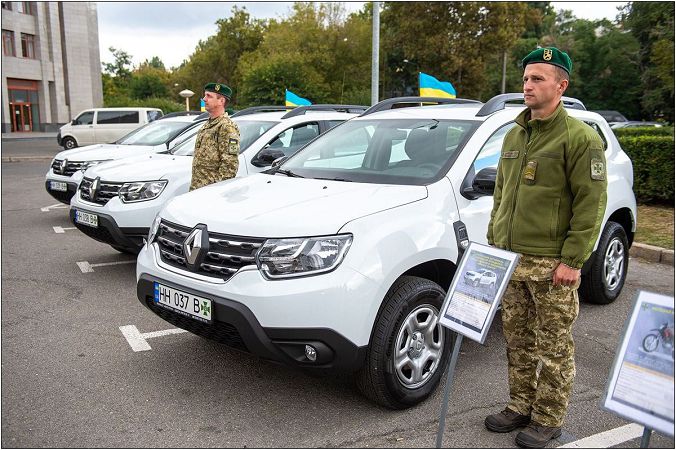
[154,282,212,322]
[75,210,98,228]
[50,181,68,192]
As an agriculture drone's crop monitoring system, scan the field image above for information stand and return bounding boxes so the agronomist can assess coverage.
[435,242,519,448]
[601,290,674,446]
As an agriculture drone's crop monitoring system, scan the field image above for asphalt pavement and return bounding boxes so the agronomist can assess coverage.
[1,139,674,448]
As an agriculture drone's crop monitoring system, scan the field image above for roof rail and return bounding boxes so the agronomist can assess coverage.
[360,96,482,116]
[231,106,295,117]
[476,93,586,117]
[280,104,368,119]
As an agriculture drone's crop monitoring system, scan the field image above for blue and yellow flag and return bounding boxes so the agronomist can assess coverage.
[419,72,456,98]
[285,89,312,107]
[200,99,205,112]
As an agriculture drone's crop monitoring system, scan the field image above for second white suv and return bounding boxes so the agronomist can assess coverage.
[69,106,365,253]
[136,95,636,409]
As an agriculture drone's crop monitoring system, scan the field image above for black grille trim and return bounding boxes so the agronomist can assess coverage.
[156,220,265,280]
[79,177,124,205]
[52,159,86,176]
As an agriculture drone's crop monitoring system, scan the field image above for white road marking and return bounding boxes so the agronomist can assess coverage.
[41,203,69,212]
[120,325,188,352]
[557,423,644,448]
[53,226,76,233]
[76,260,135,273]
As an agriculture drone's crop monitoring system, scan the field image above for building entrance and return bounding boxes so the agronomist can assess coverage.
[10,102,33,132]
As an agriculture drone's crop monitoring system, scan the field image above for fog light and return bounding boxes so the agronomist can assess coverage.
[305,345,317,362]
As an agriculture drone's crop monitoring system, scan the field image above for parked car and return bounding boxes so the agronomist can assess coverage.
[610,121,664,129]
[136,94,636,409]
[57,107,164,149]
[69,105,366,253]
[591,110,628,124]
[45,115,205,204]
[463,269,497,289]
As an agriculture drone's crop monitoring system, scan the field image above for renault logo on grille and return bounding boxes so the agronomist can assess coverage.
[59,159,67,174]
[182,224,209,270]
[89,177,100,200]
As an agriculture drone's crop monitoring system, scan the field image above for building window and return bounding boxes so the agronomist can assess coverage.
[1,2,12,11]
[17,2,34,14]
[2,30,15,57]
[20,33,35,58]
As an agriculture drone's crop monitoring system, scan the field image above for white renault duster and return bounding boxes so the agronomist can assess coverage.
[70,106,365,253]
[45,115,206,204]
[136,94,636,409]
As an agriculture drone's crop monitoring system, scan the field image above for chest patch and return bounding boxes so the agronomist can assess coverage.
[523,160,538,183]
[591,158,605,180]
[502,150,520,159]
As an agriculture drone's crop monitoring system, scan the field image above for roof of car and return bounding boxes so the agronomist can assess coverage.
[231,109,362,122]
[154,115,204,123]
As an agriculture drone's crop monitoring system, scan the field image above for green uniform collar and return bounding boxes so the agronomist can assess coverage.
[516,101,568,132]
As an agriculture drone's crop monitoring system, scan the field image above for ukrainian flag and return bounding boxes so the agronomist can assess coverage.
[285,89,312,107]
[200,99,205,112]
[419,72,456,98]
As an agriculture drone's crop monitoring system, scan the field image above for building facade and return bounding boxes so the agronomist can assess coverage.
[1,1,102,133]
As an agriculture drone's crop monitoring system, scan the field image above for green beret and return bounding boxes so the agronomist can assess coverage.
[204,82,232,99]
[522,47,572,74]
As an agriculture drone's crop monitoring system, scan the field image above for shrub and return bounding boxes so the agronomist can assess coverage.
[103,96,185,113]
[613,126,674,138]
[617,135,674,202]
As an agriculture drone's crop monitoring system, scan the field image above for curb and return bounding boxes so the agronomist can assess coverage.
[630,243,674,265]
[2,156,53,162]
[1,136,55,141]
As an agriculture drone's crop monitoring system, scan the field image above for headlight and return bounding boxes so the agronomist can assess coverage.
[147,214,162,246]
[256,234,352,279]
[80,160,110,171]
[118,180,167,203]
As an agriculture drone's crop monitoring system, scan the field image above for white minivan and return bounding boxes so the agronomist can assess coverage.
[57,107,163,149]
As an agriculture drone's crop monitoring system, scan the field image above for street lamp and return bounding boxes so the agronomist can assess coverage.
[179,89,194,111]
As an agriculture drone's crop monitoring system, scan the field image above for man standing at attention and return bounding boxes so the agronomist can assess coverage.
[190,82,240,191]
[484,47,607,448]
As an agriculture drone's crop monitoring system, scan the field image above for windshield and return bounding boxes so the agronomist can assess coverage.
[116,120,197,146]
[280,118,479,185]
[169,119,278,156]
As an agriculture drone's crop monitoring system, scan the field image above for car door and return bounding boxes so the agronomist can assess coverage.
[249,122,321,171]
[70,110,96,145]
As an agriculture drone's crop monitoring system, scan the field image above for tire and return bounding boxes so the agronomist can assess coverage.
[356,276,453,409]
[642,334,659,352]
[62,136,77,150]
[579,221,629,305]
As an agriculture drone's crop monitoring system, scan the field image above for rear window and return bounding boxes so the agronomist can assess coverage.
[97,110,139,124]
[147,110,163,122]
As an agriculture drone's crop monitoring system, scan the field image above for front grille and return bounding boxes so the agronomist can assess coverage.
[79,177,124,205]
[52,159,85,176]
[145,297,248,352]
[156,220,265,280]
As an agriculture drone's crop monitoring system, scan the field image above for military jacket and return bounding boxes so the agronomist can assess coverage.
[190,113,240,191]
[487,102,607,269]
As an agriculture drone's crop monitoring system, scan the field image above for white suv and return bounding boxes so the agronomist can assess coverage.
[136,94,636,409]
[45,115,206,204]
[70,106,365,253]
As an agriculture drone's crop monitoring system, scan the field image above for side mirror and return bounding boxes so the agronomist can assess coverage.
[252,148,286,167]
[71,119,77,125]
[271,156,289,169]
[471,167,497,196]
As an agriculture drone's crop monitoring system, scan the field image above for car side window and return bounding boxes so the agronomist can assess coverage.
[327,120,345,130]
[73,111,94,125]
[268,123,320,156]
[97,111,139,124]
[147,110,162,122]
[583,120,608,151]
[471,122,514,173]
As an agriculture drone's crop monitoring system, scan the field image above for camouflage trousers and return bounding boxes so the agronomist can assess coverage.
[501,255,580,428]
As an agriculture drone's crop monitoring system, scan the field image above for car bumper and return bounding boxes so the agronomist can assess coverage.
[69,207,148,252]
[45,179,78,204]
[136,243,376,371]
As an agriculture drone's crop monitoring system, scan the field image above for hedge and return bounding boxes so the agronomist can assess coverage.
[613,126,674,138]
[103,96,185,113]
[616,135,675,202]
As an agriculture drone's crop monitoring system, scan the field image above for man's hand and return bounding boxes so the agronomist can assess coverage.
[553,263,581,286]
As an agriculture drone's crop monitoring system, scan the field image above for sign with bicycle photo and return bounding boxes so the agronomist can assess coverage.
[602,291,674,437]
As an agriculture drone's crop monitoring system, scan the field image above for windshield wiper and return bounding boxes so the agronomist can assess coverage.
[314,176,353,182]
[275,168,304,178]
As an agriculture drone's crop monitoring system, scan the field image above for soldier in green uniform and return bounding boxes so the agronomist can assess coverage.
[484,47,607,448]
[189,82,240,191]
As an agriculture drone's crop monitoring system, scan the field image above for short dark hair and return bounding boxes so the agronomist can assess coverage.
[555,66,569,82]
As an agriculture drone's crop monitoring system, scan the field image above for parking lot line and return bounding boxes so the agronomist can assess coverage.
[119,325,188,351]
[76,260,135,273]
[53,226,76,233]
[41,203,69,212]
[557,423,644,448]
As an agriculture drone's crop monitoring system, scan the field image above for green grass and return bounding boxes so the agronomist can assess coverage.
[635,204,674,249]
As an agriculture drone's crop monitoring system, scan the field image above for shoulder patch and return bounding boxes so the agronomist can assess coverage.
[591,158,605,181]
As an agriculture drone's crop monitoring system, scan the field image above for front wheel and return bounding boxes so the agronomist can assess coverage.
[62,136,77,150]
[642,334,659,352]
[356,276,453,409]
[579,221,629,305]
